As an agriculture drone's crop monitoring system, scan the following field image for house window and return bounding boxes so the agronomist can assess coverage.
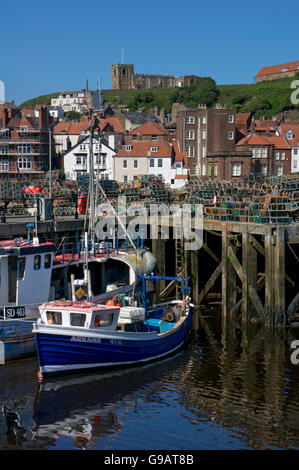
[294,149,298,155]
[282,67,289,72]
[202,146,206,158]
[18,157,32,170]
[34,255,41,271]
[202,116,207,124]
[123,160,128,168]
[280,152,285,160]
[149,159,155,167]
[124,175,128,183]
[202,129,207,140]
[18,144,31,154]
[294,161,297,169]
[152,135,158,141]
[202,164,206,175]
[231,162,241,177]
[286,130,294,139]
[186,116,195,124]
[158,159,163,168]
[275,151,280,160]
[126,145,132,151]
[0,145,9,154]
[79,144,86,151]
[0,159,9,171]
[185,130,194,140]
[150,146,158,152]
[76,155,86,165]
[250,147,267,158]
[132,135,137,140]
[228,131,234,140]
[277,165,283,176]
[175,162,182,168]
[133,160,138,168]
[20,126,28,136]
[228,114,234,123]
[186,146,194,157]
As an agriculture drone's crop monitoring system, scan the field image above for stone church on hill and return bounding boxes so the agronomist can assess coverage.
[111,64,202,90]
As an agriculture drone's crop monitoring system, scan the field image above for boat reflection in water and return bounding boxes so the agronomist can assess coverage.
[32,351,190,449]
[2,310,299,450]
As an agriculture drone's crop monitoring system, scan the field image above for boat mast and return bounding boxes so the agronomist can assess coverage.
[88,108,95,246]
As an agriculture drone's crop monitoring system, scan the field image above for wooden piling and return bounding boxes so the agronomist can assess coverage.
[242,229,258,323]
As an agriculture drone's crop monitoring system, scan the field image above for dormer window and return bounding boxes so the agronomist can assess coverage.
[282,67,289,72]
[126,145,132,151]
[152,135,158,141]
[286,130,294,139]
[150,146,158,152]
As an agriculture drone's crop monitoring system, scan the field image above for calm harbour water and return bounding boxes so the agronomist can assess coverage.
[1,311,299,451]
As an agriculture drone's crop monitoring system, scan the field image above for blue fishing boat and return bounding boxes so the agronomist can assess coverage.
[33,275,193,377]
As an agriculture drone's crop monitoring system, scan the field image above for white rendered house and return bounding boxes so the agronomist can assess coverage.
[63,134,116,181]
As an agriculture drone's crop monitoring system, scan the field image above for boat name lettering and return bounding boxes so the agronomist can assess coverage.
[70,336,101,343]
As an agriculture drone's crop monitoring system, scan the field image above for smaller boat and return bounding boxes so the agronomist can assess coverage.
[0,228,56,364]
[33,275,193,377]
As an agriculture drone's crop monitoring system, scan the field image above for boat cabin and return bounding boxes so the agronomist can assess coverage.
[39,301,121,331]
[38,301,180,334]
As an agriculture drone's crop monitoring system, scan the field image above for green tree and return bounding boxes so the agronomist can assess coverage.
[65,110,82,121]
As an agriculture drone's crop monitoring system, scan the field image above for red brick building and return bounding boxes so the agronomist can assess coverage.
[0,107,53,180]
[236,133,291,176]
[176,106,237,176]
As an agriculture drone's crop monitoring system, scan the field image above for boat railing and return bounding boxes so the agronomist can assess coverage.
[51,234,146,265]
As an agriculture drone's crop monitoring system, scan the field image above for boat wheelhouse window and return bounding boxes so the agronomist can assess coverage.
[34,255,41,270]
[18,257,26,280]
[94,312,113,327]
[70,312,86,327]
[46,311,62,325]
[44,254,52,269]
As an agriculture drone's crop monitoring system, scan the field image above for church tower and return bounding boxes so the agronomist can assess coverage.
[111,64,135,90]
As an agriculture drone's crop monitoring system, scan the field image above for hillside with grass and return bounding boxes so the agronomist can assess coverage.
[19,73,299,119]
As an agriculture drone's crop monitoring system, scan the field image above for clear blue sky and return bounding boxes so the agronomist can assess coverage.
[1,0,299,105]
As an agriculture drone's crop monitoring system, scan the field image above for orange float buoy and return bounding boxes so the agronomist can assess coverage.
[78,195,87,215]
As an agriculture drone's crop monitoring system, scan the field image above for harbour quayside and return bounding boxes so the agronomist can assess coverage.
[33,274,193,377]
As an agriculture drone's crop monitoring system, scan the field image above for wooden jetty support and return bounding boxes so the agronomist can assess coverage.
[150,219,299,328]
[0,215,298,327]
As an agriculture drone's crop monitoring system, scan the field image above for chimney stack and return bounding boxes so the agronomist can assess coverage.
[38,107,48,129]
[2,108,8,127]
